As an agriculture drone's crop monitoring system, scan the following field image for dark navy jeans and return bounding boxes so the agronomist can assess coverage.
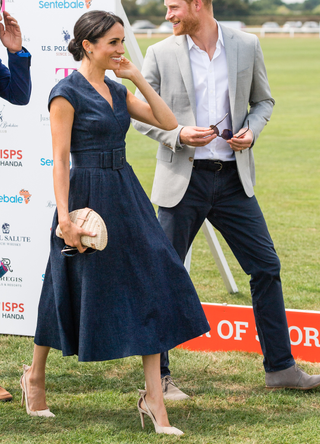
[158,162,295,375]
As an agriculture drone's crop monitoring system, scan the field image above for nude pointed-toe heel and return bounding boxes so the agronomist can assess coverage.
[137,389,184,436]
[20,364,55,418]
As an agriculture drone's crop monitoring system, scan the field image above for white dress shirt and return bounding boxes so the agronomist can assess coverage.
[187,23,235,161]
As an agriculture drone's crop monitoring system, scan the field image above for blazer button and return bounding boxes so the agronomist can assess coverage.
[189,157,194,162]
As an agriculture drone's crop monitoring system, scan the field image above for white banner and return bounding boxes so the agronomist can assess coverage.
[0,0,118,335]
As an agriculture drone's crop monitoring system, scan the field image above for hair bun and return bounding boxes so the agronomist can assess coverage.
[68,39,82,61]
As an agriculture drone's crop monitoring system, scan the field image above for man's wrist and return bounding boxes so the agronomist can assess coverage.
[7,46,22,54]
[8,47,30,57]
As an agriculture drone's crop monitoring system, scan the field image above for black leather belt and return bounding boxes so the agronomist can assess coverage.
[193,159,237,172]
[72,147,126,170]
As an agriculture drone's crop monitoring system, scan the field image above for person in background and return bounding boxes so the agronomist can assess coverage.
[132,0,320,398]
[0,10,31,105]
[0,9,31,403]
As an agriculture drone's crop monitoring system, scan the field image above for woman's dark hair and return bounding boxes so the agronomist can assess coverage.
[68,11,124,61]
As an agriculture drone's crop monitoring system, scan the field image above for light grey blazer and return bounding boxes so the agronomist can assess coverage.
[132,24,275,207]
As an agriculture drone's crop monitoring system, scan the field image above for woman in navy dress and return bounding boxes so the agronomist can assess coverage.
[20,11,209,434]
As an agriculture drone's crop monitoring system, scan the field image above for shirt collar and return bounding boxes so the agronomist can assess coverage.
[187,20,224,51]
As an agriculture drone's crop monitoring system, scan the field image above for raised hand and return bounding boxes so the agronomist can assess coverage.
[0,11,22,53]
[113,56,140,81]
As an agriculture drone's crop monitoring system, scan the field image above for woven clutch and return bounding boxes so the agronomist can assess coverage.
[56,208,108,251]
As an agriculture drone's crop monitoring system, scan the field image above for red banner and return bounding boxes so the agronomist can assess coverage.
[178,303,320,363]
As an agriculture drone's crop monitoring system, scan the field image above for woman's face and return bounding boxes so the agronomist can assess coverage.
[88,22,125,70]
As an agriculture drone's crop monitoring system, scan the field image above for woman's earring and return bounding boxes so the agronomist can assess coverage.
[88,51,92,54]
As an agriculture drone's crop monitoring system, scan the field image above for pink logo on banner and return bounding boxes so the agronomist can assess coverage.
[55,68,77,78]
[178,304,320,363]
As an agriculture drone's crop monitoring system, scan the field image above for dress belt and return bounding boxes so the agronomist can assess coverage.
[72,147,126,170]
[193,159,237,172]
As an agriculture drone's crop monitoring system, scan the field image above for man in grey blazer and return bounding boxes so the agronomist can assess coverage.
[133,0,320,398]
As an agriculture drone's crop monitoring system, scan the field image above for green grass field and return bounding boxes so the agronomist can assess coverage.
[1,37,320,443]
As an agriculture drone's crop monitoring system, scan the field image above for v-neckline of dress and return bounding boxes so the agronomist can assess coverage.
[75,70,115,113]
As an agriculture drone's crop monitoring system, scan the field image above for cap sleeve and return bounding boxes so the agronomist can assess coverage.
[48,78,78,111]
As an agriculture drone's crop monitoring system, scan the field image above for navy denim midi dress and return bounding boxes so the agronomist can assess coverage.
[34,71,210,361]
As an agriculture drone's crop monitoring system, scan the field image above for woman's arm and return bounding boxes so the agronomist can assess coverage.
[50,96,94,253]
[114,57,178,131]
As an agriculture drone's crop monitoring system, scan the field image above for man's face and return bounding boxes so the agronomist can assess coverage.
[164,0,200,36]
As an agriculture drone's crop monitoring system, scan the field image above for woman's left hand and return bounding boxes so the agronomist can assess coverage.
[113,57,139,81]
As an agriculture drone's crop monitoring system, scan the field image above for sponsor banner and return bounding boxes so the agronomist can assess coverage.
[0,221,31,248]
[0,148,23,168]
[0,189,32,204]
[0,0,116,336]
[178,304,320,363]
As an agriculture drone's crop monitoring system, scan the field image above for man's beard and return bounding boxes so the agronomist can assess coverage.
[173,13,201,36]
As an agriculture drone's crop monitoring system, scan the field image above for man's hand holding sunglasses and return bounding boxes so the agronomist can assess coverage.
[179,114,253,151]
[209,113,253,152]
[179,126,217,147]
[227,126,253,152]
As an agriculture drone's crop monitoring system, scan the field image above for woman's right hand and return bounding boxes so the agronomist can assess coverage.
[58,218,96,254]
[113,57,140,83]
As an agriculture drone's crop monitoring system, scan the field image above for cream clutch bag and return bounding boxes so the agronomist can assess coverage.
[56,208,108,251]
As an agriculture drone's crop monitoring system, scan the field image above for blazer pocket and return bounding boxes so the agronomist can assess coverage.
[156,146,173,163]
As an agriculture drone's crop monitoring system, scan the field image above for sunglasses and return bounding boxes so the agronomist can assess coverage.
[61,245,96,257]
[210,113,249,140]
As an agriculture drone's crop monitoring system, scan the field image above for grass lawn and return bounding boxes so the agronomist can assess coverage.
[1,37,320,443]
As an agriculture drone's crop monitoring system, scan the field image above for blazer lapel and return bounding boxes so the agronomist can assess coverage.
[221,25,238,131]
[174,35,197,119]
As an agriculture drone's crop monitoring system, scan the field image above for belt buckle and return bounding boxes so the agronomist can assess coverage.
[112,148,125,170]
[214,161,223,171]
